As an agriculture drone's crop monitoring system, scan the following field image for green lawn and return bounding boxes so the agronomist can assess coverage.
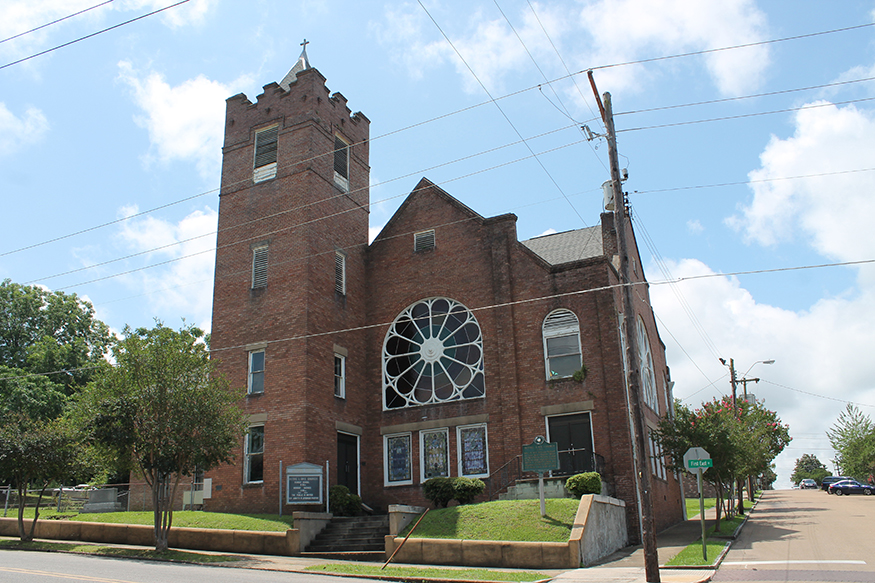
[306,563,549,581]
[400,499,579,542]
[685,497,716,518]
[665,515,745,567]
[8,509,294,532]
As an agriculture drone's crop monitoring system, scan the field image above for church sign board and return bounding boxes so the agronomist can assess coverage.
[521,436,560,473]
[286,462,323,505]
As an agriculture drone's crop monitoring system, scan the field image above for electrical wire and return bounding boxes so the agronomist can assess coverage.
[0,0,115,45]
[0,0,191,71]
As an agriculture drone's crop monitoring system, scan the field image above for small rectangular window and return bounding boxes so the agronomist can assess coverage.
[248,350,265,395]
[253,126,278,182]
[333,135,349,191]
[414,230,435,253]
[334,354,346,399]
[334,251,346,295]
[252,245,268,289]
[245,425,264,483]
[384,433,412,486]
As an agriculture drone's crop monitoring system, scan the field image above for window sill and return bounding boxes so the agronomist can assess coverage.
[242,482,264,488]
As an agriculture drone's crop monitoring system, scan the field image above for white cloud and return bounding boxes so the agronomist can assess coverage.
[372,0,770,98]
[117,0,215,28]
[0,103,49,156]
[728,101,875,269]
[536,228,558,237]
[114,206,218,331]
[117,61,253,181]
[686,220,704,235]
[651,257,875,488]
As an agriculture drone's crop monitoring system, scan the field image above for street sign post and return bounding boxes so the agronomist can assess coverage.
[683,447,712,562]
[522,436,559,517]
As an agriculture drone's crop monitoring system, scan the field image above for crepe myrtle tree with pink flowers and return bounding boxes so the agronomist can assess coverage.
[653,396,790,530]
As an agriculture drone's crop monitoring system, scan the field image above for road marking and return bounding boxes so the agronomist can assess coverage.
[722,560,867,566]
[0,566,140,582]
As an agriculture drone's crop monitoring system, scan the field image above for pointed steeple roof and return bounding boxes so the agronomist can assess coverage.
[279,39,311,91]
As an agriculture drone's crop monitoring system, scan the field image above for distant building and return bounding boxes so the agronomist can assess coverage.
[206,50,683,539]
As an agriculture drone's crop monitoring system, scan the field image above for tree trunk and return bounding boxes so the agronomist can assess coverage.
[736,478,745,515]
[17,483,30,542]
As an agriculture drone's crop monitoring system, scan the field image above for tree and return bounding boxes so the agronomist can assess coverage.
[0,415,77,541]
[653,396,790,530]
[75,323,244,552]
[827,404,875,480]
[790,453,830,485]
[0,279,112,395]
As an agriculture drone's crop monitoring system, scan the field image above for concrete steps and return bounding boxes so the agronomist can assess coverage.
[304,515,389,558]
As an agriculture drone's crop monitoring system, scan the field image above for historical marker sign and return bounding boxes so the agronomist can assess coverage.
[522,436,560,473]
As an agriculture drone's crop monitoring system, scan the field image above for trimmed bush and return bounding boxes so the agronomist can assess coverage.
[565,472,602,498]
[329,485,363,516]
[452,477,485,504]
[422,477,455,508]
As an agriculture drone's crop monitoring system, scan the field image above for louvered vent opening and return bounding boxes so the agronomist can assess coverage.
[414,230,435,253]
[333,136,349,178]
[252,246,268,289]
[254,126,278,168]
[544,309,578,334]
[335,252,346,295]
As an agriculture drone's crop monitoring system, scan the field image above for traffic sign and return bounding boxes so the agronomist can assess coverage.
[687,459,713,469]
[683,447,711,474]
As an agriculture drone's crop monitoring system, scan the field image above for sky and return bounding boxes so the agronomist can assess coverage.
[2,0,875,490]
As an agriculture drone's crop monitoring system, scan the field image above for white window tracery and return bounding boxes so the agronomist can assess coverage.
[382,297,485,410]
[542,309,582,379]
[638,317,658,411]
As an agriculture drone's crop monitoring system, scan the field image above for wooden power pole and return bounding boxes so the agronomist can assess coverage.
[588,72,661,583]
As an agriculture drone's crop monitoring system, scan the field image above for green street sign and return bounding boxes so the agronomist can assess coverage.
[687,459,713,469]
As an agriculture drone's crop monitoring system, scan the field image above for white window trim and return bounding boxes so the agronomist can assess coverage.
[253,125,278,183]
[420,427,450,483]
[383,432,413,486]
[244,424,265,484]
[456,423,490,478]
[333,134,350,192]
[334,353,346,399]
[542,309,583,380]
[248,349,265,395]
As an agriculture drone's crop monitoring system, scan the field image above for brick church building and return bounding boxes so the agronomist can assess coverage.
[206,50,683,538]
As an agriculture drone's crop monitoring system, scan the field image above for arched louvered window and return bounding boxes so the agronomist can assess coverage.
[638,317,658,411]
[543,309,582,380]
[382,297,485,410]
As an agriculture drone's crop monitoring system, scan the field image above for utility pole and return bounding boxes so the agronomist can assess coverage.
[727,359,745,517]
[588,71,660,583]
[739,376,759,501]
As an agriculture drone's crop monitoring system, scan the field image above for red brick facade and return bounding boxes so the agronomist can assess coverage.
[206,64,683,541]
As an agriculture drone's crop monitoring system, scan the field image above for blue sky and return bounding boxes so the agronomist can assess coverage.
[3,0,875,488]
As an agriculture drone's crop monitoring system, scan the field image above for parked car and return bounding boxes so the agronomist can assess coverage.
[821,476,851,492]
[799,478,818,489]
[828,479,874,496]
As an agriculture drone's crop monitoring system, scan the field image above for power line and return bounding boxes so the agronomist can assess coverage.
[760,380,875,409]
[591,22,875,73]
[0,0,191,71]
[0,0,115,45]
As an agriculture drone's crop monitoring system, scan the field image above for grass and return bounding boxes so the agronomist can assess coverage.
[665,515,746,567]
[0,539,244,563]
[399,499,579,542]
[8,509,294,532]
[306,563,549,581]
[684,497,715,518]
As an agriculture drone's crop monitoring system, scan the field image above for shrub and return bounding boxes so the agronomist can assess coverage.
[565,472,602,498]
[422,477,455,508]
[329,485,363,516]
[452,477,485,504]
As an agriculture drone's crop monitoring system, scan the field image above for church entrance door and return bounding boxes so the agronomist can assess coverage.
[547,413,594,476]
[337,432,359,495]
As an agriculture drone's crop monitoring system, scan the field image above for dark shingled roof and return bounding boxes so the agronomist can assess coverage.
[521,226,604,265]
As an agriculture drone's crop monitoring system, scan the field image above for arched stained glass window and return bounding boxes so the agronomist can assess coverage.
[638,317,658,411]
[383,297,485,410]
[543,309,582,379]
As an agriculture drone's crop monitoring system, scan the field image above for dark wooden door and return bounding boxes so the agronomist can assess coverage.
[337,433,359,494]
[548,413,594,476]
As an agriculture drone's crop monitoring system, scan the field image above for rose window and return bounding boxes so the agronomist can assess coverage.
[383,297,485,410]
